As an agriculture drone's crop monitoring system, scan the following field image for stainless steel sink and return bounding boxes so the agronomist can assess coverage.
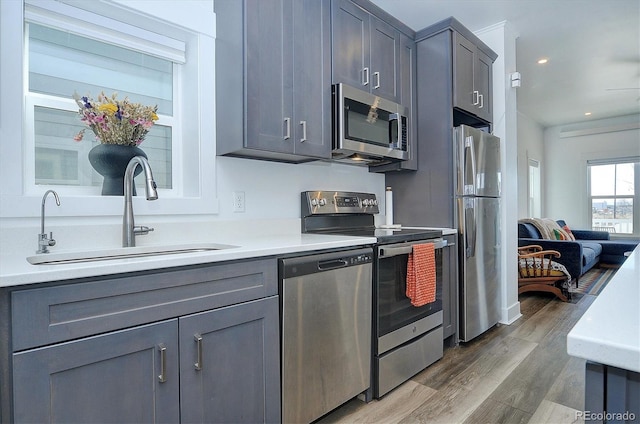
[27,243,238,265]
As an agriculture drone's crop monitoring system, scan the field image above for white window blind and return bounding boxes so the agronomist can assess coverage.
[24,0,186,63]
[26,21,175,190]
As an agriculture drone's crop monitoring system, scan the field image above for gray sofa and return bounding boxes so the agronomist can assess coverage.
[518,219,638,282]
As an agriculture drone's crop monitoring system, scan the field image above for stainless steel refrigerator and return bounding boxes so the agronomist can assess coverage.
[454,125,502,342]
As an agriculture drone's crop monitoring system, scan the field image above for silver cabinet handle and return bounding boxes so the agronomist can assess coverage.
[158,344,167,383]
[478,94,484,109]
[284,117,291,140]
[473,90,480,106]
[362,67,369,86]
[194,334,203,371]
[300,120,307,142]
[374,71,380,89]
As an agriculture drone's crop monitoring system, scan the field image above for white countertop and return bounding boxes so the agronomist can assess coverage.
[0,224,376,287]
[567,244,640,372]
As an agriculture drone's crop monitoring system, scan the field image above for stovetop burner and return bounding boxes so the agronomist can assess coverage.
[301,191,441,243]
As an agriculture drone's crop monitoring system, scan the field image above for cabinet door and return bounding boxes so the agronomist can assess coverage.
[13,320,179,423]
[331,0,371,90]
[245,0,292,154]
[453,32,476,115]
[398,32,417,170]
[180,296,280,424]
[292,0,331,158]
[370,15,400,102]
[475,49,493,122]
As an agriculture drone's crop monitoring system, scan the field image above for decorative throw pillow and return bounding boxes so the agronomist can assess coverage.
[553,229,566,240]
[562,225,576,241]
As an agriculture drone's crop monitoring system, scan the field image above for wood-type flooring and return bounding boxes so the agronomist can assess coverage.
[317,292,595,424]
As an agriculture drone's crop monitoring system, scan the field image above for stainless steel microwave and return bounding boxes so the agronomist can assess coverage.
[332,83,409,165]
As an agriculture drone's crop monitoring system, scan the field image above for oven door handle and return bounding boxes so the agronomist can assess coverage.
[378,239,446,258]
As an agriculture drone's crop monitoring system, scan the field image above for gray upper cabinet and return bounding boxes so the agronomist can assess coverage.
[369,31,417,173]
[386,18,497,228]
[332,0,400,103]
[453,32,494,123]
[216,0,331,162]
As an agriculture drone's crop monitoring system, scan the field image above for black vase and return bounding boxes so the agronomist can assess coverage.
[88,144,147,196]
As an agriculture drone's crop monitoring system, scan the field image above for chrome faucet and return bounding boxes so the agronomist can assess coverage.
[37,190,60,253]
[122,156,158,247]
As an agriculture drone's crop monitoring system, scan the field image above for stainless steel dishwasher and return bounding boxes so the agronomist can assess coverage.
[280,247,373,424]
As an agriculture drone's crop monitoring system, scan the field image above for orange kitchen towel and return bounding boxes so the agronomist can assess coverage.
[406,243,436,307]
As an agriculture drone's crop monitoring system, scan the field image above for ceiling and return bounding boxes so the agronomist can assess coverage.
[369,0,640,128]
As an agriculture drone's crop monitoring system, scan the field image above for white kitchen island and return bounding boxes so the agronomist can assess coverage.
[567,243,639,422]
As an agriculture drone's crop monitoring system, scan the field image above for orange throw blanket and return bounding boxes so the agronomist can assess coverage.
[406,243,436,307]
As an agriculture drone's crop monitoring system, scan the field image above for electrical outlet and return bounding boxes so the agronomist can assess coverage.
[232,191,245,212]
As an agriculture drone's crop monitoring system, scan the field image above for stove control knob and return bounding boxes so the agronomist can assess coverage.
[373,199,378,206]
[319,198,327,206]
[362,199,369,206]
[311,198,318,207]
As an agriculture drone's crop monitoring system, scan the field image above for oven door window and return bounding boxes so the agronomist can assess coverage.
[377,247,443,337]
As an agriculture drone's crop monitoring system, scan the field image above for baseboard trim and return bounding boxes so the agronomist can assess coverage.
[501,301,522,325]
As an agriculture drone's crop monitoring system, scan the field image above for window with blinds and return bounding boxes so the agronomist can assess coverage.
[26,18,176,190]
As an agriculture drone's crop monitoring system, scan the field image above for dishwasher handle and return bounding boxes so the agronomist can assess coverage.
[318,259,349,271]
[280,247,373,279]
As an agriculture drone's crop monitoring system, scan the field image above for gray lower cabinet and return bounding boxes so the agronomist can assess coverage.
[180,297,280,424]
[585,362,639,423]
[6,259,280,423]
[215,0,331,163]
[13,320,181,423]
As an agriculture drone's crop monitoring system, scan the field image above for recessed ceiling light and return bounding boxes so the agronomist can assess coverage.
[537,58,549,64]
[584,112,592,116]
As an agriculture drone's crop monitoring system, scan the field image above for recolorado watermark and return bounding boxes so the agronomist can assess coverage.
[576,410,636,421]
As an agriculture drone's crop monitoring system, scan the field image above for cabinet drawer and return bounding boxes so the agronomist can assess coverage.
[12,258,276,351]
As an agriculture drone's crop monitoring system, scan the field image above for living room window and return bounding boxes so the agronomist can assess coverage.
[588,158,640,235]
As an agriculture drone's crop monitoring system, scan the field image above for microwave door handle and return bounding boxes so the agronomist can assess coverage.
[389,113,400,148]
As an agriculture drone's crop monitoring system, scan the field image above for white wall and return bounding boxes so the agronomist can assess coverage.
[216,157,385,221]
[517,112,545,218]
[544,114,640,228]
[476,21,521,325]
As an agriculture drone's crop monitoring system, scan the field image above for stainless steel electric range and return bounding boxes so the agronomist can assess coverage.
[301,191,446,400]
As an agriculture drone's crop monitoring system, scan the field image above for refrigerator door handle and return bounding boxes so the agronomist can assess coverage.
[464,135,477,195]
[464,198,477,258]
